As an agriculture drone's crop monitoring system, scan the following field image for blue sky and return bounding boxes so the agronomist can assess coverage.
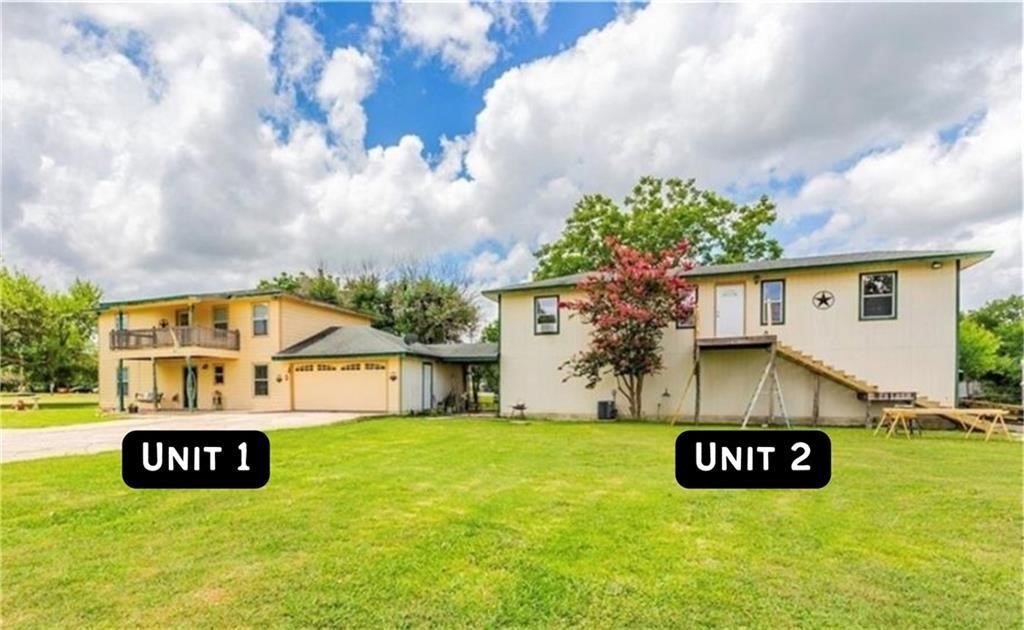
[2,2,1020,310]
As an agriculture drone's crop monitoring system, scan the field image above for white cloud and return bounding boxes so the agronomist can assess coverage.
[370,1,548,81]
[1,2,1019,312]
[316,46,377,158]
[278,14,325,88]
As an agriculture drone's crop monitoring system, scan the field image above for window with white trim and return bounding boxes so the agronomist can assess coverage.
[254,364,269,396]
[213,306,229,331]
[252,304,269,336]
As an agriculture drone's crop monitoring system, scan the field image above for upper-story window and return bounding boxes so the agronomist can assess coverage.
[676,286,698,329]
[252,304,269,336]
[760,279,785,325]
[534,296,560,335]
[860,272,897,320]
[175,309,190,327]
[114,312,129,331]
[213,306,229,331]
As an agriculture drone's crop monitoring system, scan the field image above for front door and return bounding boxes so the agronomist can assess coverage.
[715,283,745,337]
[421,363,433,411]
[182,366,198,409]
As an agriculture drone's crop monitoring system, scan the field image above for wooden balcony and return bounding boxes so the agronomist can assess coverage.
[110,326,240,352]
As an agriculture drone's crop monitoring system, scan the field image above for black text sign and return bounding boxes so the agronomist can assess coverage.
[122,430,270,489]
[675,430,831,489]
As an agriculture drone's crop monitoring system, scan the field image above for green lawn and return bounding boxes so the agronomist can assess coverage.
[1,419,1020,627]
[1,395,117,428]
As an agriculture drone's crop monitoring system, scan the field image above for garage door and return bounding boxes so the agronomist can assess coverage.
[293,361,388,411]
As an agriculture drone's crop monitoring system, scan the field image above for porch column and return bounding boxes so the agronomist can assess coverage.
[185,355,195,411]
[151,357,160,411]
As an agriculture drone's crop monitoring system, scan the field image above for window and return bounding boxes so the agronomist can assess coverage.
[213,365,225,385]
[175,309,190,327]
[213,306,229,331]
[676,286,699,329]
[116,366,129,397]
[365,362,386,370]
[760,280,785,325]
[114,312,129,331]
[316,364,337,372]
[252,304,269,336]
[295,364,314,372]
[339,363,361,371]
[534,295,560,335]
[860,272,897,320]
[253,364,269,396]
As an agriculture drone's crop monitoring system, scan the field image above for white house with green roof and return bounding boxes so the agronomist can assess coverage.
[483,249,992,425]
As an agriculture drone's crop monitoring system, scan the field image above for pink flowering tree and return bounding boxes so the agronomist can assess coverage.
[560,239,696,419]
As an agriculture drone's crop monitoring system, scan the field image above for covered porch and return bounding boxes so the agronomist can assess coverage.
[115,354,238,412]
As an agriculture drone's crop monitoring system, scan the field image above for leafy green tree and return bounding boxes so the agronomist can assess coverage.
[388,275,478,344]
[258,264,341,305]
[958,319,999,397]
[261,266,479,343]
[0,269,101,390]
[533,176,783,279]
[340,272,392,326]
[471,320,500,402]
[961,295,1023,401]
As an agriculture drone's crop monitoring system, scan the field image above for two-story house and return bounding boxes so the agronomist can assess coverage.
[98,288,496,413]
[483,249,992,425]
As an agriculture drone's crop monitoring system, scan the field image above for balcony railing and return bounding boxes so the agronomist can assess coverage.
[110,326,240,351]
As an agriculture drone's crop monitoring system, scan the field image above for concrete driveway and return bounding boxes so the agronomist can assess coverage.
[1,411,362,463]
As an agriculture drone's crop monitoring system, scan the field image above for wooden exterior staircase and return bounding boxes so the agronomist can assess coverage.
[774,343,878,394]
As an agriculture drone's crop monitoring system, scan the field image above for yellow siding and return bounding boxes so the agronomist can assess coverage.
[98,295,374,412]
[279,297,373,349]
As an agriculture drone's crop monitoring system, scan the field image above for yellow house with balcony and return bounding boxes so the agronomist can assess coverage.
[98,288,496,413]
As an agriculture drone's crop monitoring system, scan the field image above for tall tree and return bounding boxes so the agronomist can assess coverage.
[258,264,341,305]
[560,239,695,419]
[534,176,782,280]
[388,274,478,344]
[958,320,999,397]
[961,295,1023,401]
[260,265,480,343]
[0,269,101,390]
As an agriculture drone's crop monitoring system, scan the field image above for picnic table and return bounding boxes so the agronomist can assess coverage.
[874,406,1013,441]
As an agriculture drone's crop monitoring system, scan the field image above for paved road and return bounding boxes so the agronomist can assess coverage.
[1,411,362,463]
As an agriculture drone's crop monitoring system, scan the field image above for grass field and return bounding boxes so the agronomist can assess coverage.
[0,394,117,429]
[1,419,1020,627]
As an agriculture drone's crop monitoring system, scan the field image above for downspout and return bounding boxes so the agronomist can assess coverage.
[954,259,961,406]
[496,294,502,418]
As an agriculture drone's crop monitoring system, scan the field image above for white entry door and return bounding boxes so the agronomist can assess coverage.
[421,363,434,410]
[715,284,745,337]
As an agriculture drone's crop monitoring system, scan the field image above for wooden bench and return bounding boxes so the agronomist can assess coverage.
[875,407,1012,441]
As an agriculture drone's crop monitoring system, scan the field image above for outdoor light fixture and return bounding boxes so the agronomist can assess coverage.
[389,373,398,381]
[931,261,943,269]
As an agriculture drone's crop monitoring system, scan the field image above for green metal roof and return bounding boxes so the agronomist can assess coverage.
[273,326,498,363]
[98,288,376,320]
[99,288,284,309]
[482,249,993,299]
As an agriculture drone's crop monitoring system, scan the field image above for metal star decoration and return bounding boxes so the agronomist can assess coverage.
[813,290,835,309]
